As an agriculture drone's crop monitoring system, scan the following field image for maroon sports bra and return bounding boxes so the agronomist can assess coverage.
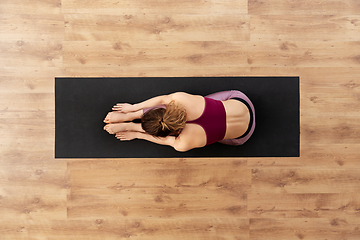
[187,97,226,145]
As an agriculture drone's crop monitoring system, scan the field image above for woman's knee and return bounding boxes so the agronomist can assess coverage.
[205,90,233,101]
[218,138,238,146]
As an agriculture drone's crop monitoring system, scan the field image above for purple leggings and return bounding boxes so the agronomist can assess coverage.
[206,90,255,146]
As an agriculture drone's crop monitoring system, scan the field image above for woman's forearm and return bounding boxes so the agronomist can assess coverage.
[136,132,176,147]
[133,95,172,111]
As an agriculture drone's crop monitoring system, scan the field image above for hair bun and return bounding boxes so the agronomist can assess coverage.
[141,101,186,137]
[160,120,169,131]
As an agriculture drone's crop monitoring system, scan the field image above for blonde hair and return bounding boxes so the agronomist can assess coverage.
[141,101,186,137]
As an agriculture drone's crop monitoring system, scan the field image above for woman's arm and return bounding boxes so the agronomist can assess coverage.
[113,94,175,113]
[116,131,192,152]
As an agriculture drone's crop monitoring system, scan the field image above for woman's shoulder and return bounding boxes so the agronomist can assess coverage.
[175,125,207,150]
[171,92,203,105]
[169,92,204,120]
[171,92,200,100]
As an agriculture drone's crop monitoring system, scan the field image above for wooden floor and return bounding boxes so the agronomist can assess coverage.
[1,0,360,239]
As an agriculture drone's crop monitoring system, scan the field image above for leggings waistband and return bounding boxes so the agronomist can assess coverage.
[231,97,254,139]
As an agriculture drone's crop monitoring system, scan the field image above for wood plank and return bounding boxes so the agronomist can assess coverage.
[0,118,54,142]
[249,0,360,15]
[0,14,64,40]
[245,66,360,95]
[0,41,63,67]
[62,41,249,68]
[301,93,360,117]
[64,14,249,42]
[64,66,253,77]
[68,193,247,219]
[246,41,360,67]
[0,151,63,171]
[0,195,67,220]
[0,0,62,15]
[62,0,248,15]
[0,218,249,239]
[251,168,360,194]
[0,76,55,93]
[67,158,248,170]
[250,218,360,240]
[301,117,360,144]
[250,15,360,41]
[0,169,69,195]
[0,67,61,94]
[248,193,360,218]
[0,67,65,78]
[0,93,54,119]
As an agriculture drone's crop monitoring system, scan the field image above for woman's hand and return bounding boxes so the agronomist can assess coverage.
[112,103,134,113]
[116,131,138,141]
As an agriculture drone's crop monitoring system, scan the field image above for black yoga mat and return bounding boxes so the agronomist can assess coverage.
[55,77,299,158]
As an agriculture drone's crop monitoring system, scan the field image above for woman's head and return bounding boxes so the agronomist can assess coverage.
[141,101,186,137]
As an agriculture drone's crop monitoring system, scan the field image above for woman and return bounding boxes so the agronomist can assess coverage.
[103,90,255,152]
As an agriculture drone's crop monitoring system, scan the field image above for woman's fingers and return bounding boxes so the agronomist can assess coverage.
[112,103,122,111]
[116,132,136,141]
[112,103,132,113]
[116,132,127,140]
[116,132,123,139]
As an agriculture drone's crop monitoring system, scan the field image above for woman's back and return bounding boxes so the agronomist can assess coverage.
[173,92,250,145]
[222,99,250,139]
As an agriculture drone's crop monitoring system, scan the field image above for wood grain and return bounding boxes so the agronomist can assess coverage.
[250,218,360,240]
[0,41,63,67]
[0,195,67,220]
[62,41,249,69]
[0,14,64,40]
[248,193,360,218]
[65,14,250,42]
[248,144,360,169]
[0,93,54,119]
[251,168,360,193]
[250,15,360,41]
[62,0,248,15]
[1,0,360,238]
[0,218,249,239]
[249,0,360,15]
[0,0,62,15]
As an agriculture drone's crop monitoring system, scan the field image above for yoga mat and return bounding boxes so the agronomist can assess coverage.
[55,77,299,158]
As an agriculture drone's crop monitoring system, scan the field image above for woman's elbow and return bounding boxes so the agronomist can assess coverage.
[173,143,192,152]
[174,146,189,152]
